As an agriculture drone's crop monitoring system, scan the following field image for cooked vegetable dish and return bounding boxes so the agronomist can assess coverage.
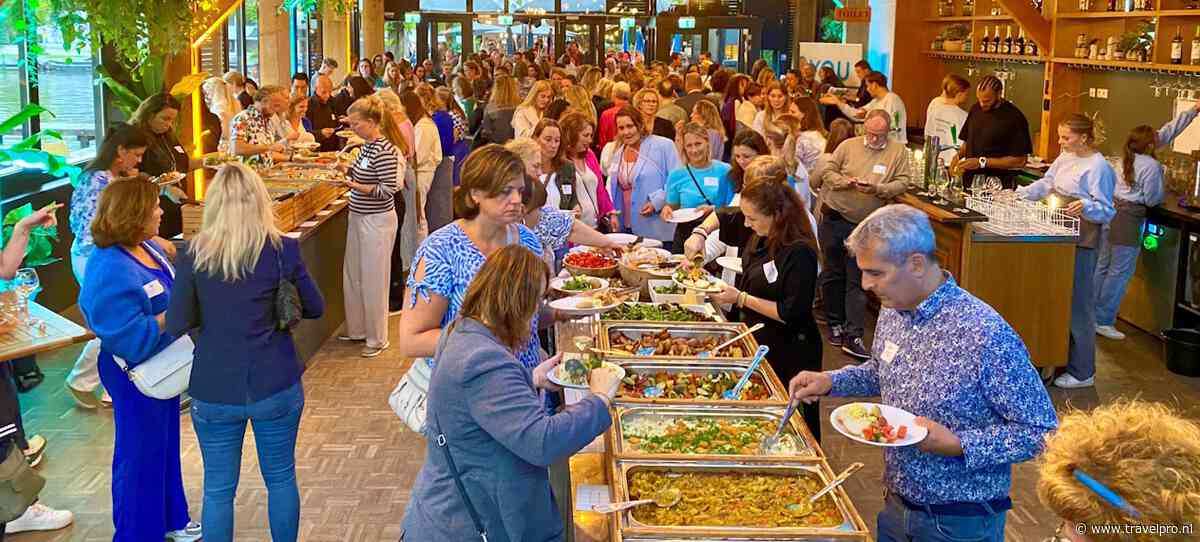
[653,283,686,294]
[620,370,771,400]
[622,414,803,455]
[609,329,746,357]
[601,303,716,322]
[562,276,600,291]
[627,470,842,528]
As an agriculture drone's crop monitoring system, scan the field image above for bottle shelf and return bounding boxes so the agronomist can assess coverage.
[1055,10,1158,19]
[926,51,1048,62]
[1052,56,1200,72]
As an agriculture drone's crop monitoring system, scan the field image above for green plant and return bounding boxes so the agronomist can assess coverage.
[280,0,355,14]
[0,104,82,184]
[1,204,59,268]
[820,11,844,43]
[1118,32,1141,53]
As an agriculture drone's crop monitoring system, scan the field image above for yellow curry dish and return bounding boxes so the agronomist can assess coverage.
[626,469,843,529]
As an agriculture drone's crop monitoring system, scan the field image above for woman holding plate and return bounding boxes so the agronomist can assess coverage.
[683,156,822,439]
[661,122,733,253]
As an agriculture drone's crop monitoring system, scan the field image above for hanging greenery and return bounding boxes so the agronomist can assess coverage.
[279,0,354,14]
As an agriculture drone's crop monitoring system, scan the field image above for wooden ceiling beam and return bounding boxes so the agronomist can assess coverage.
[996,0,1051,51]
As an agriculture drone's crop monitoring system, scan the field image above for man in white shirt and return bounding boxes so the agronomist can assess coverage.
[822,71,909,144]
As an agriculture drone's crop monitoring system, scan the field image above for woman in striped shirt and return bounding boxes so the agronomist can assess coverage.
[338,95,408,358]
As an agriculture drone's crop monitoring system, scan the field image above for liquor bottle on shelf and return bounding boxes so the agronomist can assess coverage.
[1192,26,1200,65]
[962,0,974,16]
[1079,0,1092,10]
[980,26,991,53]
[1028,36,1039,57]
[1173,26,1185,65]
[1106,0,1117,11]
[992,26,1002,54]
[1076,34,1088,58]
[964,33,974,53]
[1003,27,1013,55]
[1016,28,1026,57]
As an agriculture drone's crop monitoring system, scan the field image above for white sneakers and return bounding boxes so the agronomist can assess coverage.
[165,521,203,541]
[5,502,73,533]
[1095,325,1126,340]
[1053,373,1095,389]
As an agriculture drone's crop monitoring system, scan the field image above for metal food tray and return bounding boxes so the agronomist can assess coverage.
[610,459,869,540]
[600,302,726,324]
[611,404,817,459]
[611,361,787,403]
[599,322,757,361]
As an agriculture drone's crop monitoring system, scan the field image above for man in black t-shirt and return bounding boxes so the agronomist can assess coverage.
[951,75,1033,189]
[307,75,341,152]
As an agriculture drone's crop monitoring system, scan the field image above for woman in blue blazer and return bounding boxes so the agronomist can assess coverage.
[77,177,200,542]
[167,163,324,542]
[607,105,681,247]
[401,245,621,542]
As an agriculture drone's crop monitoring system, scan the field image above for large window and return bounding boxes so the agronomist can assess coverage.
[562,0,605,12]
[385,20,417,65]
[292,9,324,77]
[421,0,466,11]
[511,0,554,12]
[225,0,261,83]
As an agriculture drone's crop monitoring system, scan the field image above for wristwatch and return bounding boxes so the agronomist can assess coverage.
[978,157,988,169]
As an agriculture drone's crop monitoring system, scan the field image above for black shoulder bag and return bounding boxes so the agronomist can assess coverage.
[557,161,578,210]
[274,244,303,331]
[684,165,715,207]
[430,408,489,541]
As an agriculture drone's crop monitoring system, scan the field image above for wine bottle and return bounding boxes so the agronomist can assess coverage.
[1028,36,1039,57]
[1191,26,1200,64]
[965,32,974,53]
[981,26,991,53]
[1106,0,1117,11]
[1006,27,1015,55]
[1173,26,1185,64]
[993,26,1002,54]
[1000,27,1010,54]
[1017,28,1027,57]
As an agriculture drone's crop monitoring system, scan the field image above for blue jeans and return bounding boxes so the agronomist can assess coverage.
[191,382,305,542]
[1093,233,1140,327]
[877,492,1007,542]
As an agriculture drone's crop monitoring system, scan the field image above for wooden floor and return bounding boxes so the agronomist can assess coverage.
[9,316,1200,541]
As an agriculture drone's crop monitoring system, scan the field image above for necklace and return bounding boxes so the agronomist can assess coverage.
[155,131,179,173]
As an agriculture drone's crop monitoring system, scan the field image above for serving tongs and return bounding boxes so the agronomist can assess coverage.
[592,488,682,514]
[784,462,864,517]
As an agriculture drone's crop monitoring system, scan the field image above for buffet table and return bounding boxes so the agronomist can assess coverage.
[553,307,871,542]
[898,192,1076,370]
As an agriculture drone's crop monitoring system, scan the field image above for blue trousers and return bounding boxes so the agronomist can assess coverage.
[1094,233,1140,327]
[877,492,1006,542]
[97,354,190,541]
[1068,247,1099,380]
[191,382,305,542]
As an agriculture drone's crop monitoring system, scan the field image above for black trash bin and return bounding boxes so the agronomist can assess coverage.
[1162,328,1200,378]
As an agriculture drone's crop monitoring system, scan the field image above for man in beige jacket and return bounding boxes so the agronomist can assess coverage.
[813,110,912,359]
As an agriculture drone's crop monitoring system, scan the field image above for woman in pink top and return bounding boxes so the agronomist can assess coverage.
[558,110,616,230]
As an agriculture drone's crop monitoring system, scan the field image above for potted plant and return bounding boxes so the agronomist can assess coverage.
[942,24,970,52]
[1116,32,1140,60]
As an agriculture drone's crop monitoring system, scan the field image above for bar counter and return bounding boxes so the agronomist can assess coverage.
[898,192,1076,371]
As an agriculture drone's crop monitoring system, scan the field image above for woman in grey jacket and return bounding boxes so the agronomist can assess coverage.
[401,245,620,542]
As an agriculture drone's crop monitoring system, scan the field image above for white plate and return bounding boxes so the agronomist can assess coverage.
[716,256,743,274]
[640,238,664,249]
[291,141,320,150]
[672,273,725,294]
[550,276,608,294]
[606,233,637,245]
[336,130,356,139]
[547,358,626,390]
[549,295,622,315]
[830,403,928,447]
[665,207,705,223]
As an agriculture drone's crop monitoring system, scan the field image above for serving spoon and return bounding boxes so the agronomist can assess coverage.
[784,463,864,517]
[759,399,799,454]
[722,345,770,400]
[592,488,682,514]
[699,323,764,358]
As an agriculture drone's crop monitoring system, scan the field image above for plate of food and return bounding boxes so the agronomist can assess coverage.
[548,289,626,315]
[547,354,626,389]
[290,140,321,151]
[606,232,637,245]
[563,250,619,278]
[550,275,608,294]
[624,247,683,276]
[665,207,705,224]
[830,402,927,447]
[335,129,356,139]
[715,256,743,274]
[673,263,725,294]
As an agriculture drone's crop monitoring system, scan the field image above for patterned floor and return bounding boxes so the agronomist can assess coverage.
[8,316,1200,541]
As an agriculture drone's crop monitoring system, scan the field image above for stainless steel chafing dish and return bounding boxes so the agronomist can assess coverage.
[599,322,758,361]
[612,404,817,459]
[611,361,787,402]
[610,459,868,539]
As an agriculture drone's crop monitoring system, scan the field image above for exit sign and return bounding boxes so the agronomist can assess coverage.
[833,7,871,22]
[404,12,420,24]
[498,15,513,25]
[620,17,636,29]
[679,17,695,29]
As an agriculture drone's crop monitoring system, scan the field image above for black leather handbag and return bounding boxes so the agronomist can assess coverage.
[274,245,303,331]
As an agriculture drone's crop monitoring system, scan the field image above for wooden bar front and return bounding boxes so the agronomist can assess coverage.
[899,194,1074,368]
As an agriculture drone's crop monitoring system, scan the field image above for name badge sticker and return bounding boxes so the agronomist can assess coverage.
[872,164,887,175]
[703,176,719,187]
[881,341,900,363]
[763,261,778,284]
[562,184,573,195]
[173,145,186,154]
[143,280,165,298]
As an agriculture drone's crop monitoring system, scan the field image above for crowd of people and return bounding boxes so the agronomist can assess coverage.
[0,40,1194,542]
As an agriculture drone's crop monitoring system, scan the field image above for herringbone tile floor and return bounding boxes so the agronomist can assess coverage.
[7,317,1199,541]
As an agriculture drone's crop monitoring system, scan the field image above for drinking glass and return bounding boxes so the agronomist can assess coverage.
[13,268,41,330]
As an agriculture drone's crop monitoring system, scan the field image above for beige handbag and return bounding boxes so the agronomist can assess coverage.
[389,358,432,435]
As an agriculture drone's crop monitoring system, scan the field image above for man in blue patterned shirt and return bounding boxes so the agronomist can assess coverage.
[791,204,1057,542]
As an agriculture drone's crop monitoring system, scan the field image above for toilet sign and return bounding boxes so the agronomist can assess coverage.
[834,7,872,22]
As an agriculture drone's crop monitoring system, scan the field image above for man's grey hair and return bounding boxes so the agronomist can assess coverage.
[846,204,937,265]
[863,108,891,128]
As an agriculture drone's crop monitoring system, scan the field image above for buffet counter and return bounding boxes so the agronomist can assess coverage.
[898,192,1076,371]
[553,311,871,542]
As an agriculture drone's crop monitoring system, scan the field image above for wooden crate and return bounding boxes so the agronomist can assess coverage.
[181,204,204,240]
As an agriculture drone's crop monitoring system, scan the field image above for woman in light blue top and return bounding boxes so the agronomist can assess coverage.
[1094,105,1200,341]
[662,122,733,252]
[1017,113,1116,389]
[607,105,682,249]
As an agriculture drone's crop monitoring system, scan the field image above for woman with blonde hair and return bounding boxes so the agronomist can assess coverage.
[382,62,404,93]
[753,81,800,140]
[338,95,406,357]
[167,163,323,541]
[479,75,520,146]
[514,79,555,138]
[1038,399,1200,542]
[369,88,415,311]
[200,77,241,153]
[662,121,733,250]
[561,85,597,124]
[414,85,456,235]
[755,68,776,88]
[592,78,615,115]
[401,244,618,541]
[689,99,725,161]
[633,87,676,140]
